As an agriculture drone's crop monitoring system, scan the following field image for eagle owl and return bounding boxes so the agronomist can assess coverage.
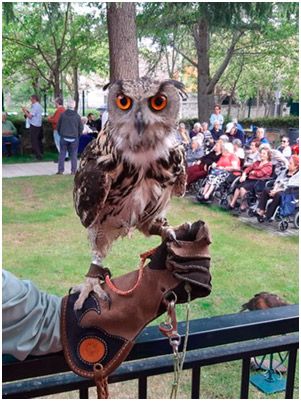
[73,77,187,309]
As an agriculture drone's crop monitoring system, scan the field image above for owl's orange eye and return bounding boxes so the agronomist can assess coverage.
[149,94,168,111]
[116,94,132,110]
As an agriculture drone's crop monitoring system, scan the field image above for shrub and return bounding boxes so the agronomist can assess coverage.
[239,116,299,129]
[7,117,56,154]
[181,116,299,132]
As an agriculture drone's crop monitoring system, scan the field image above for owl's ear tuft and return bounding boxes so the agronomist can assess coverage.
[103,80,123,91]
[161,80,187,100]
[103,82,111,91]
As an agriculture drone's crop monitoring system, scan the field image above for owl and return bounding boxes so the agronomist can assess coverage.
[73,77,187,309]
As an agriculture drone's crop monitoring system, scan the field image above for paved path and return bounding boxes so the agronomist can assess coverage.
[2,161,72,178]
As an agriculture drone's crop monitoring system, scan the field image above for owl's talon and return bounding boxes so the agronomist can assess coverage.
[162,227,181,246]
[73,277,110,310]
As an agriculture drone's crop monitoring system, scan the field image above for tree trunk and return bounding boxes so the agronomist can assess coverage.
[73,65,79,111]
[193,19,215,122]
[53,68,61,98]
[107,2,139,81]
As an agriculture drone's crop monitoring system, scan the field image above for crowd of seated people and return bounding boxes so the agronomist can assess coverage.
[178,106,299,229]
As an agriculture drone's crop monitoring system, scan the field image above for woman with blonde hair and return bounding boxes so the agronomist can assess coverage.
[198,142,240,202]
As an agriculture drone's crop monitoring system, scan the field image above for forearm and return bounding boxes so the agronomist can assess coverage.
[2,270,62,360]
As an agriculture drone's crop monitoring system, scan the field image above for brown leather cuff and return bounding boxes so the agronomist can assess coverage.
[86,263,112,280]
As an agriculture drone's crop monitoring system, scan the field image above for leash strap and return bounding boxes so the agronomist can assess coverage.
[104,247,158,296]
[159,284,192,399]
[93,364,109,399]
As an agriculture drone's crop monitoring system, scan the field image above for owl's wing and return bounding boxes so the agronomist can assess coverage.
[171,144,187,197]
[73,133,114,228]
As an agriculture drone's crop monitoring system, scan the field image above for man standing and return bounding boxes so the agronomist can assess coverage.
[56,99,83,175]
[47,98,66,158]
[2,112,20,156]
[22,95,43,160]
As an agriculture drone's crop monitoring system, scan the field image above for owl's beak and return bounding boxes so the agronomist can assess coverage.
[134,110,145,136]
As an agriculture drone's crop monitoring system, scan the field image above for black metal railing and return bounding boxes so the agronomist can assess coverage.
[3,304,299,399]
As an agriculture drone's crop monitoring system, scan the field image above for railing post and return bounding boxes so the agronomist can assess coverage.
[285,348,297,399]
[79,386,89,398]
[191,366,201,398]
[240,358,250,399]
[138,376,147,399]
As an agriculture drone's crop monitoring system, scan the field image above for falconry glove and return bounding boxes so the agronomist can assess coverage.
[61,220,212,398]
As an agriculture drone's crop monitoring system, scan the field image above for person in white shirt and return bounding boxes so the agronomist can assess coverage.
[277,136,292,160]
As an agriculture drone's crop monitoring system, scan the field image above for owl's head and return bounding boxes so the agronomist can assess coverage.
[105,77,186,165]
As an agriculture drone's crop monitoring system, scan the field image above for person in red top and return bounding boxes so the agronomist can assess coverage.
[198,142,241,201]
[48,98,66,157]
[229,147,272,211]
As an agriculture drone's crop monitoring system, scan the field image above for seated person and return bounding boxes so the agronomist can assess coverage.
[260,144,289,178]
[255,127,269,145]
[86,113,98,134]
[257,155,299,220]
[233,138,245,168]
[2,112,20,156]
[210,121,223,141]
[198,142,240,201]
[291,138,299,155]
[225,122,245,144]
[244,140,260,167]
[78,117,95,155]
[277,136,292,160]
[186,135,205,166]
[232,118,245,134]
[228,147,273,211]
[187,138,224,186]
[201,121,214,153]
[189,122,202,139]
[175,122,190,147]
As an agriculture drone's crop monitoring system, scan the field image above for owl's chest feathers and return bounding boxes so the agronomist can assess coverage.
[103,161,175,229]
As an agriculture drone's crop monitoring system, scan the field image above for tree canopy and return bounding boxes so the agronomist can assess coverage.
[2,2,299,118]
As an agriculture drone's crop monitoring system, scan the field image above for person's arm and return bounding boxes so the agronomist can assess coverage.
[250,163,273,179]
[57,114,63,134]
[47,109,58,124]
[78,116,84,136]
[22,106,34,120]
[243,162,254,175]
[209,114,215,127]
[2,270,62,361]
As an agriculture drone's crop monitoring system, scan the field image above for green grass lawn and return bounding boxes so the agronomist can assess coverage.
[2,151,58,164]
[2,175,299,398]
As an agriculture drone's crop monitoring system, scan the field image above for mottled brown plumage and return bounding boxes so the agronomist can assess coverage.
[72,78,187,309]
[240,292,290,311]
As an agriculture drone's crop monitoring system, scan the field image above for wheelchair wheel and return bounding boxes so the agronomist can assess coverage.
[293,211,299,229]
[219,197,228,208]
[257,215,265,223]
[247,208,255,217]
[279,220,289,231]
[275,210,282,222]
